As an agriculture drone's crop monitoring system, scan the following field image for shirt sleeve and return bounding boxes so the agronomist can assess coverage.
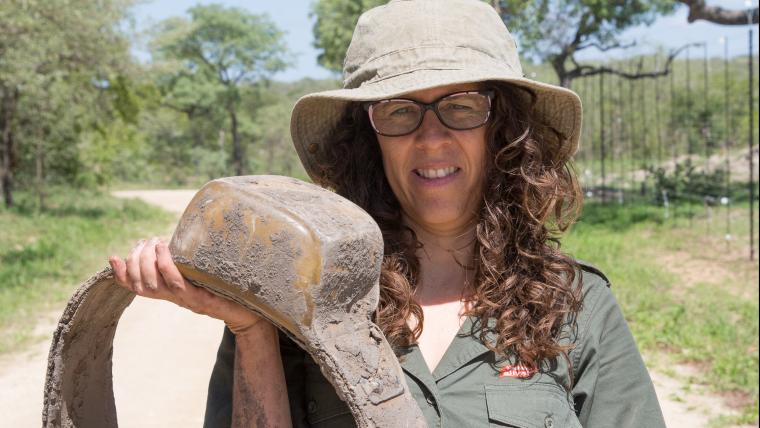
[202,326,311,428]
[571,273,667,428]
[203,327,235,428]
[279,332,311,427]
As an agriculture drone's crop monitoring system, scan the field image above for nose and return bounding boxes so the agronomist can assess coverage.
[413,109,450,149]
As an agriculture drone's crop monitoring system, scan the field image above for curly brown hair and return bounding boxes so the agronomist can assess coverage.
[313,82,583,371]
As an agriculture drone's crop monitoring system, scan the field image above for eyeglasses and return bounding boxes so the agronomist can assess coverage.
[364,90,495,137]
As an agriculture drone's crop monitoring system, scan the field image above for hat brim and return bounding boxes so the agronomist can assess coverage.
[290,68,582,182]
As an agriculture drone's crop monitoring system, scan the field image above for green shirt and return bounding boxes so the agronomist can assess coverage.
[204,266,666,428]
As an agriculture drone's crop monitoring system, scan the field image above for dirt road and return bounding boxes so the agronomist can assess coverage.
[0,189,744,427]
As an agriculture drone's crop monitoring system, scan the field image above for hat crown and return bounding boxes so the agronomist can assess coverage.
[343,0,523,90]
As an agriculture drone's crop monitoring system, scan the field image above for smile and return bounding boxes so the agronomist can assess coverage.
[414,167,460,179]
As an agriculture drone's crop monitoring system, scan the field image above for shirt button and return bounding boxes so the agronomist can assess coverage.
[425,395,436,406]
[544,415,555,428]
[307,400,318,414]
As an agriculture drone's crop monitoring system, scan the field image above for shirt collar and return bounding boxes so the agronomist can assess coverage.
[398,316,498,383]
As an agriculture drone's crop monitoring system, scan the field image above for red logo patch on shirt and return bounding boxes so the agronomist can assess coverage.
[498,364,537,379]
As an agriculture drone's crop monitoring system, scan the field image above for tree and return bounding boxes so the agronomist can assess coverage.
[494,0,680,87]
[247,78,340,178]
[311,0,387,73]
[677,0,758,25]
[0,0,136,208]
[151,5,290,176]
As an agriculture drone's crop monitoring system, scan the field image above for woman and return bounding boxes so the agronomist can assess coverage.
[110,1,665,426]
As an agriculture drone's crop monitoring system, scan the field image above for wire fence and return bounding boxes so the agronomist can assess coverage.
[574,31,758,260]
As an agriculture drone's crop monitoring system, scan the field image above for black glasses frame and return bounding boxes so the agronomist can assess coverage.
[363,90,495,137]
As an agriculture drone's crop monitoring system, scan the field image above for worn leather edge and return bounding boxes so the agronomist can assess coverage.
[43,268,134,428]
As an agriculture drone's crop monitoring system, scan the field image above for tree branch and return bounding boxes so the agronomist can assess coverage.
[576,40,637,52]
[571,43,698,81]
[678,0,758,25]
[192,46,223,80]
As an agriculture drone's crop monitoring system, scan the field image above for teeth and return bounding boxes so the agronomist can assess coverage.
[416,167,458,179]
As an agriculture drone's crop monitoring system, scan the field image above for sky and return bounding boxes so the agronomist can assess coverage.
[130,0,759,82]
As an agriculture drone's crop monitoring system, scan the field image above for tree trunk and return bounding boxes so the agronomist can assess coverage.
[229,108,243,176]
[1,87,18,209]
[191,112,203,179]
[266,139,275,173]
[553,67,574,88]
[36,128,46,211]
[551,54,573,88]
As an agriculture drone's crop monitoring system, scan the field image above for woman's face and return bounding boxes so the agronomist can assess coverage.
[374,83,489,236]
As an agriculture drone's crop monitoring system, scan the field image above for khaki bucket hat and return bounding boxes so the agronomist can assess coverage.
[291,0,582,181]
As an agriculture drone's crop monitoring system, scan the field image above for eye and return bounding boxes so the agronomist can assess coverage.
[440,102,475,112]
[389,106,414,116]
[447,103,473,110]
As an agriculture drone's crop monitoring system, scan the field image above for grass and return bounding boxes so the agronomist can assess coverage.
[0,187,175,353]
[564,199,759,424]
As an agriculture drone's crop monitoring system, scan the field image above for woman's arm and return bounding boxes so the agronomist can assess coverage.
[233,323,292,427]
[571,272,666,428]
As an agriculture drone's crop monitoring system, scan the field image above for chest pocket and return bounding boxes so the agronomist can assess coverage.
[303,358,356,427]
[485,382,582,428]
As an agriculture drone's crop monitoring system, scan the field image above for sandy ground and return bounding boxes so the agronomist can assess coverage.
[0,189,751,427]
[111,189,198,216]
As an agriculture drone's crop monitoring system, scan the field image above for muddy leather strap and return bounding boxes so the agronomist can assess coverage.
[43,176,427,428]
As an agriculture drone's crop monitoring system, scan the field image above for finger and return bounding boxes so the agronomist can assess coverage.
[126,240,146,294]
[142,270,178,301]
[139,237,160,291]
[154,243,221,313]
[154,241,259,327]
[109,256,132,292]
[109,252,172,299]
[155,241,187,292]
[153,240,195,305]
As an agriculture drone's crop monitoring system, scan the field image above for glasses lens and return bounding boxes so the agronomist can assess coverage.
[370,100,422,136]
[437,93,491,130]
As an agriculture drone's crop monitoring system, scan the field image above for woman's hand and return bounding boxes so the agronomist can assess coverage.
[110,238,293,425]
[109,237,263,335]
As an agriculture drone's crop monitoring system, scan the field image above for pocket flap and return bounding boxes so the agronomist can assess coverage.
[485,383,578,428]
